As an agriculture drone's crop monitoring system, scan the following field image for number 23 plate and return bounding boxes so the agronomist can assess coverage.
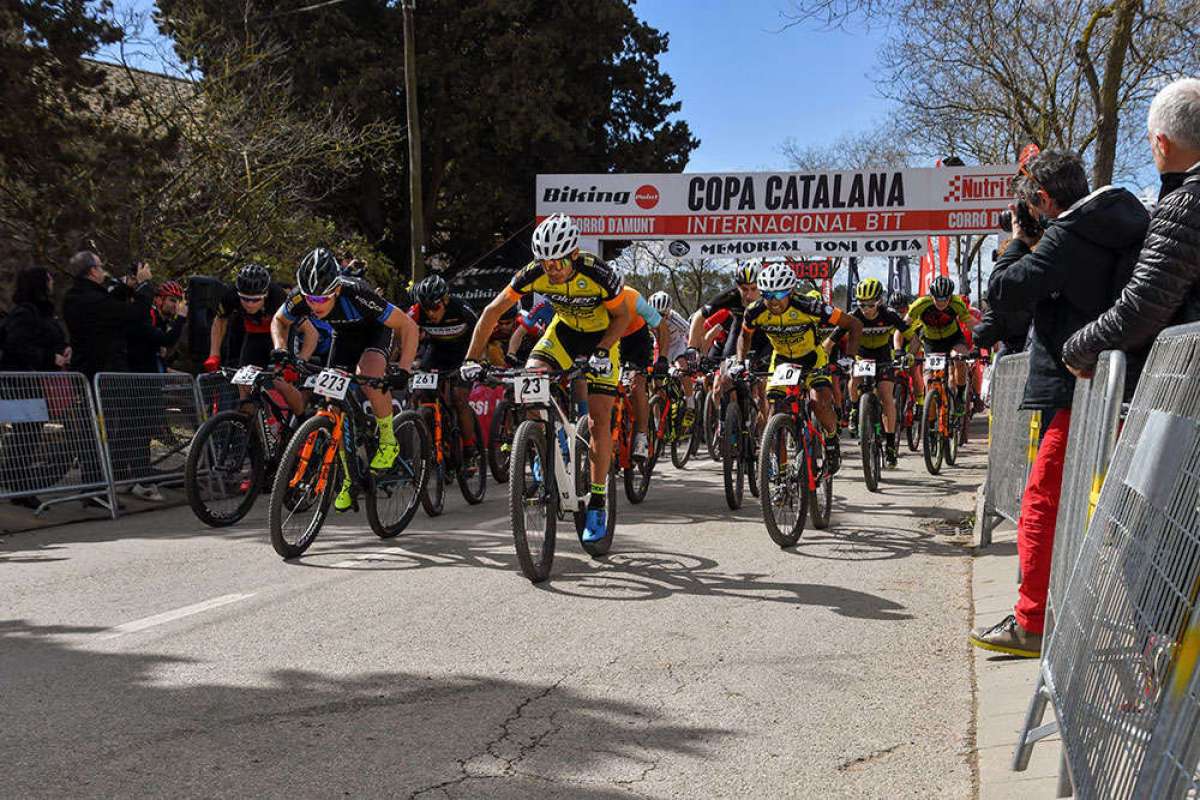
[514,374,550,404]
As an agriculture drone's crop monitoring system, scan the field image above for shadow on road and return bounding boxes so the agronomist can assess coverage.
[0,618,733,798]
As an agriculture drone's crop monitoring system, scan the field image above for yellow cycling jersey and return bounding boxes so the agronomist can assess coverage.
[905,294,970,340]
[503,253,623,333]
[743,294,843,359]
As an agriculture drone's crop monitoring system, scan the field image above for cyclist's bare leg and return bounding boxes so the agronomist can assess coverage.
[587,392,616,485]
[950,342,970,395]
[812,386,838,434]
[273,379,306,416]
[633,372,649,436]
[357,350,391,419]
[452,383,476,446]
[878,379,897,433]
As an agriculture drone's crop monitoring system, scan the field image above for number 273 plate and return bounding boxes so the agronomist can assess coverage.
[313,369,351,400]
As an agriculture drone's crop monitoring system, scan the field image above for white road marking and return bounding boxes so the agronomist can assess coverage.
[99,593,255,640]
[328,553,408,568]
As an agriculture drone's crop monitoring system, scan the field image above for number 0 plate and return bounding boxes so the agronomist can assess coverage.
[853,360,876,378]
[514,374,550,404]
[230,365,261,386]
[925,354,947,371]
[771,363,804,386]
[313,369,351,400]
[410,371,439,390]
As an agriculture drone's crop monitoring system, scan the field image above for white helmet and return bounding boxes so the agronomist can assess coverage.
[531,213,580,260]
[649,291,671,312]
[758,262,797,293]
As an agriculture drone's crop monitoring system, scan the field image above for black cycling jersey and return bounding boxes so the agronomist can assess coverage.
[218,283,288,335]
[407,296,477,349]
[279,281,398,333]
[701,286,747,319]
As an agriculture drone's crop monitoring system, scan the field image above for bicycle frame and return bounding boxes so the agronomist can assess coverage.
[503,369,588,513]
[778,382,825,493]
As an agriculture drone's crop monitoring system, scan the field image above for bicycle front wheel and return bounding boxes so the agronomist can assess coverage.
[759,413,807,547]
[809,431,834,530]
[268,414,339,558]
[185,410,263,527]
[367,410,429,538]
[922,392,944,475]
[722,399,744,510]
[859,393,881,493]
[509,420,557,582]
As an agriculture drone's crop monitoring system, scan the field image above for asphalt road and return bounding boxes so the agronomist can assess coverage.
[3,430,985,799]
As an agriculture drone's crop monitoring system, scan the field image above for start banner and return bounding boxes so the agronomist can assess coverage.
[661,235,928,258]
[537,166,1016,238]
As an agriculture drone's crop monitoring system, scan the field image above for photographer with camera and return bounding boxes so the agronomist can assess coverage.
[970,150,1149,659]
[62,251,148,379]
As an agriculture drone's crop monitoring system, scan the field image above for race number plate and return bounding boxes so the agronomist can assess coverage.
[312,369,351,400]
[514,374,550,404]
[230,365,261,386]
[771,363,805,386]
[410,371,439,390]
[925,354,947,371]
[853,360,876,378]
[303,375,317,388]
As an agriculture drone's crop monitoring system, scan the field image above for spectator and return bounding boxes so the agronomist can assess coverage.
[61,251,146,379]
[1,267,70,372]
[971,150,1149,658]
[1064,78,1200,381]
[127,280,187,374]
[973,301,1031,359]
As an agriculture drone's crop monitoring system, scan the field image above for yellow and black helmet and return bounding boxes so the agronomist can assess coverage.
[855,277,884,303]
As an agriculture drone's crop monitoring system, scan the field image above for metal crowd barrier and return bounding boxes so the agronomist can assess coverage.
[978,352,1035,546]
[93,372,203,492]
[1011,350,1126,790]
[1029,323,1200,798]
[195,371,239,419]
[0,371,117,517]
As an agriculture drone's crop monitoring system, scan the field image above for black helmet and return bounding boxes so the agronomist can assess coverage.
[929,276,955,300]
[236,263,271,295]
[413,274,449,308]
[296,248,341,295]
[890,291,911,309]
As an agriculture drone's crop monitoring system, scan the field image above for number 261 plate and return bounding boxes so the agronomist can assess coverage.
[410,372,438,390]
[313,369,351,400]
[514,374,550,404]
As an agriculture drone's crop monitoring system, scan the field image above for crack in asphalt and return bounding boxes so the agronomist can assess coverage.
[836,741,907,772]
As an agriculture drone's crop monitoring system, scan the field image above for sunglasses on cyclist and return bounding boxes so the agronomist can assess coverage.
[239,293,266,303]
[540,257,572,271]
[762,289,791,301]
[304,293,334,305]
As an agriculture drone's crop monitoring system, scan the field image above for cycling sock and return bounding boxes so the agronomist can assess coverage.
[955,386,966,404]
[885,431,896,448]
[376,414,396,445]
[588,483,606,510]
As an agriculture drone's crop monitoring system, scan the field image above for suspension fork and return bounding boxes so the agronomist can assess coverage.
[421,398,444,465]
[289,408,344,493]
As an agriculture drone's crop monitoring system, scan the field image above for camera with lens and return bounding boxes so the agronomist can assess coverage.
[997,200,1044,238]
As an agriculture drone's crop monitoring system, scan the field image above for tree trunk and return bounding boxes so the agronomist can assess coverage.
[1091,0,1138,187]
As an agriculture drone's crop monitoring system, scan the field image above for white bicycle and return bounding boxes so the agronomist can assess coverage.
[485,359,617,583]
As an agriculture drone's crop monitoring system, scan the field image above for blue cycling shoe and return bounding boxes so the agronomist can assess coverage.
[582,508,608,543]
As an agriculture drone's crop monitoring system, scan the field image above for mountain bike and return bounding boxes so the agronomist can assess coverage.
[852,357,904,493]
[614,365,658,504]
[408,369,486,515]
[185,364,301,527]
[267,363,428,559]
[758,363,837,547]
[661,363,703,469]
[918,353,963,475]
[893,359,921,452]
[490,359,617,583]
[720,361,765,510]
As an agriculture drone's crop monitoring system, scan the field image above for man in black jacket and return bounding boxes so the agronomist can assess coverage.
[1064,78,1200,381]
[973,299,1031,358]
[971,150,1149,658]
[61,252,147,379]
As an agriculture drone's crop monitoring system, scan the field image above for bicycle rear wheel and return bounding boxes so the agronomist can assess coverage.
[922,392,943,475]
[705,392,720,461]
[456,411,487,504]
[759,413,807,547]
[185,410,263,527]
[268,414,338,559]
[418,407,445,516]
[366,410,429,538]
[809,430,833,530]
[906,394,921,452]
[509,420,557,582]
[487,399,516,484]
[945,392,960,466]
[722,399,744,510]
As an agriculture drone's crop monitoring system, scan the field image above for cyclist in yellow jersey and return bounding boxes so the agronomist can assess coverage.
[461,214,631,542]
[738,262,861,473]
[895,276,972,409]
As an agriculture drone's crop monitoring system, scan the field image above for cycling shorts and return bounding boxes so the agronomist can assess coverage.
[327,326,395,371]
[766,348,831,397]
[620,325,654,371]
[921,330,966,355]
[855,345,898,382]
[238,333,273,369]
[531,316,620,396]
[416,342,468,374]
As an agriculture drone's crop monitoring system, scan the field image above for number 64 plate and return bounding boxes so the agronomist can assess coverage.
[513,374,550,404]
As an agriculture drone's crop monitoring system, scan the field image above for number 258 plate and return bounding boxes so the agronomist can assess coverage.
[313,369,351,400]
[514,374,550,404]
[230,365,261,386]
